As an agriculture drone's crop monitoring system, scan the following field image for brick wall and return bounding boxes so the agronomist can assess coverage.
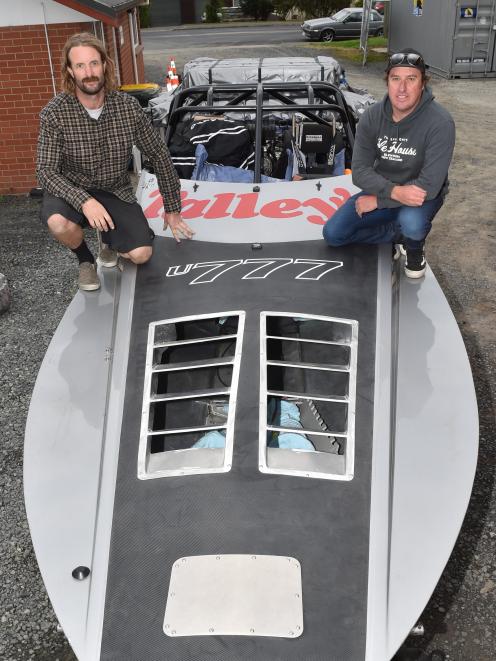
[114,12,145,85]
[0,16,145,196]
[0,22,92,195]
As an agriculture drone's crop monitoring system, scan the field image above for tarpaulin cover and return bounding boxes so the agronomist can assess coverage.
[182,56,343,87]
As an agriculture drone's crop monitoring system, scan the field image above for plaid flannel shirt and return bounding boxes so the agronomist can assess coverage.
[36,91,181,214]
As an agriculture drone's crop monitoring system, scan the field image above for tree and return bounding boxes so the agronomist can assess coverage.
[240,0,275,21]
[272,0,296,18]
[205,0,222,23]
[295,0,348,18]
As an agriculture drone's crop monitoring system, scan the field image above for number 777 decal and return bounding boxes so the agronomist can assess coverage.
[165,258,343,285]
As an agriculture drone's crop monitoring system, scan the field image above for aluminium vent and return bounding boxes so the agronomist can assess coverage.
[259,312,358,480]
[138,312,245,479]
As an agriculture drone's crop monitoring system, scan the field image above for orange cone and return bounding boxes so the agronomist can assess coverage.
[165,58,179,91]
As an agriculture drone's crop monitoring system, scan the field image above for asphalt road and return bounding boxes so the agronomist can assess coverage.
[142,23,303,50]
[1,25,496,661]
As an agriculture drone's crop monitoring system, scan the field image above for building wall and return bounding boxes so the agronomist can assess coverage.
[0,0,88,26]
[116,13,136,84]
[149,0,182,26]
[0,21,92,195]
[0,10,145,195]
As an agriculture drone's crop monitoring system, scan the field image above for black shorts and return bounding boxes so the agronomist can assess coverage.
[40,189,154,253]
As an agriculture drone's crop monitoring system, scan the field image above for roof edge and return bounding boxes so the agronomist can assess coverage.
[54,0,141,27]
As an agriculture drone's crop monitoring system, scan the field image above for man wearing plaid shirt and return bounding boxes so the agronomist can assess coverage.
[37,32,193,291]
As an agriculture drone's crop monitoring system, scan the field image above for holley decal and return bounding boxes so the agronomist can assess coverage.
[143,187,352,226]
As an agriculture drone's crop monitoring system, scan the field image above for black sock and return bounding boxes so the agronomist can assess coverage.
[71,241,95,264]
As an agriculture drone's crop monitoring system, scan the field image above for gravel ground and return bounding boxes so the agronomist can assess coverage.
[0,40,495,661]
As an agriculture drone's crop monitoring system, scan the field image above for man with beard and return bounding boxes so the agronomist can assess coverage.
[37,33,193,291]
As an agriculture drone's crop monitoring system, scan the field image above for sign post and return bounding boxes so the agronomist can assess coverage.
[360,0,374,66]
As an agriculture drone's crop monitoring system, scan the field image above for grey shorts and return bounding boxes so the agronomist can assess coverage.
[40,189,154,253]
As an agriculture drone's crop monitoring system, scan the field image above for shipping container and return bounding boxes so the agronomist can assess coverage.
[389,0,496,78]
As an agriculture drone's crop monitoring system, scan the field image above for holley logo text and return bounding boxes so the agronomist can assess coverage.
[143,187,352,226]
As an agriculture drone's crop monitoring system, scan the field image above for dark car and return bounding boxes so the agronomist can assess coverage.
[301,7,384,42]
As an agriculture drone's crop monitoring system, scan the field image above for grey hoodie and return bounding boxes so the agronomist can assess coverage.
[351,87,455,208]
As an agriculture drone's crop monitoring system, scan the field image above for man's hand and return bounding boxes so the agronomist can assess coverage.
[82,198,115,231]
[355,194,378,217]
[163,212,195,242]
[391,185,427,207]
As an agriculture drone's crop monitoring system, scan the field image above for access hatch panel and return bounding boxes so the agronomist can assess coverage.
[164,554,303,638]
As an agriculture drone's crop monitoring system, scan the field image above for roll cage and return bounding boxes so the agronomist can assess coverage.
[164,81,356,184]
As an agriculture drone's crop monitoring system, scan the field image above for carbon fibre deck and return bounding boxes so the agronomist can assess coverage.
[101,237,378,661]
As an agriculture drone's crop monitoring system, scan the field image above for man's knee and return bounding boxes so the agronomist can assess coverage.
[127,246,152,264]
[323,221,347,247]
[47,213,77,235]
[397,207,431,241]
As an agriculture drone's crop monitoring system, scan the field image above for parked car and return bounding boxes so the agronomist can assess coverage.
[301,7,384,42]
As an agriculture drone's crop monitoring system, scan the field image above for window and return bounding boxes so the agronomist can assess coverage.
[259,312,358,480]
[138,312,244,479]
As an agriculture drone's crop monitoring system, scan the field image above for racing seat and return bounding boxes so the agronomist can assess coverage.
[292,121,345,179]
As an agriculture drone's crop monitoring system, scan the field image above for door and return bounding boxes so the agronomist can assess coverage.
[343,11,363,37]
[452,0,496,75]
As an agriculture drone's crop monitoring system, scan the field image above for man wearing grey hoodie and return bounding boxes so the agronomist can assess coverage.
[323,49,455,278]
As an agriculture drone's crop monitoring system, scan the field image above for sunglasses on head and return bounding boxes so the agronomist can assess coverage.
[389,52,424,68]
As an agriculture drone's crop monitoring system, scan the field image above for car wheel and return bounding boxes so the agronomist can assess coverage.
[376,28,384,37]
[321,29,334,42]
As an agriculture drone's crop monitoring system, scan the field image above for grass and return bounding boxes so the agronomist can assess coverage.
[303,36,388,63]
[328,36,387,49]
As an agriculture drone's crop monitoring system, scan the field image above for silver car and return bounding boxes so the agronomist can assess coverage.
[302,7,384,42]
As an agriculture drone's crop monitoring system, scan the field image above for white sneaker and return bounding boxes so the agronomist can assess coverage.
[78,262,101,291]
[404,247,427,279]
[97,245,118,268]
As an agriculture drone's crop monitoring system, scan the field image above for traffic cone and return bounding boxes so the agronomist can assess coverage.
[170,70,179,90]
[169,57,179,90]
[165,58,179,92]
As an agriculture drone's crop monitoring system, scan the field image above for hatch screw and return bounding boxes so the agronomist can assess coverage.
[410,622,425,636]
[72,566,90,580]
[209,628,214,633]
[253,186,260,192]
